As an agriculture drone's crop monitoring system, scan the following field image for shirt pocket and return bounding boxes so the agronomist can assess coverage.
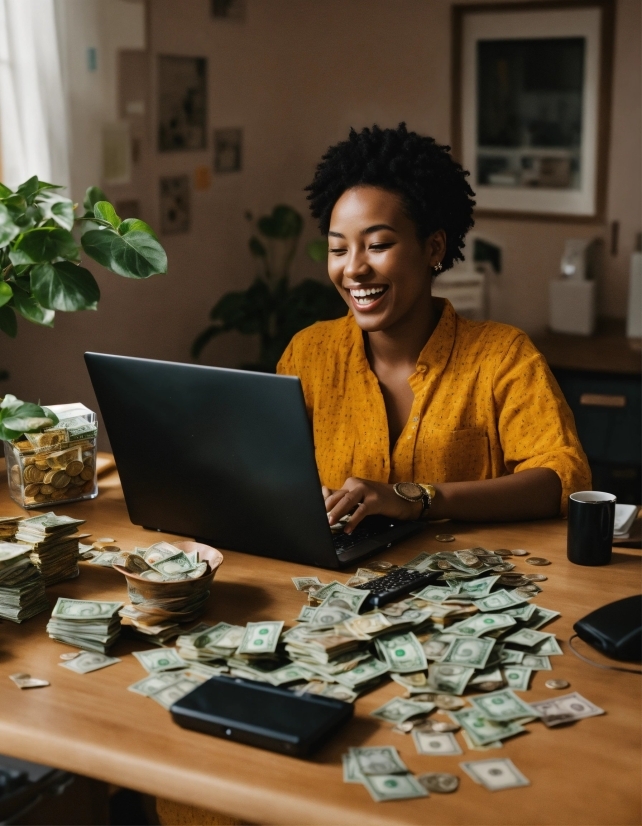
[418,427,492,483]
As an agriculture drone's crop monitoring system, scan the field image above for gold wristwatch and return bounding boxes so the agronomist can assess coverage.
[393,482,436,519]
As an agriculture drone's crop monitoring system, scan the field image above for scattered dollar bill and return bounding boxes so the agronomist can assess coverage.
[474,590,529,612]
[412,730,463,756]
[375,632,428,673]
[470,689,540,722]
[59,652,120,674]
[532,635,563,656]
[503,666,533,691]
[460,758,530,791]
[529,692,605,727]
[350,746,408,776]
[520,654,552,670]
[236,621,284,657]
[133,647,187,672]
[370,696,436,723]
[128,672,186,696]
[441,637,495,670]
[291,576,323,591]
[449,708,525,747]
[9,672,50,689]
[361,773,428,802]
[149,677,202,709]
[450,613,516,637]
[502,628,554,648]
[427,664,474,695]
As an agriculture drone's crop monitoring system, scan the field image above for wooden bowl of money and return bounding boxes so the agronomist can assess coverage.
[113,541,224,623]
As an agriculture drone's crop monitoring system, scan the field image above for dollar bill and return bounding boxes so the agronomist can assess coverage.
[470,688,540,722]
[59,652,120,674]
[133,647,187,672]
[310,603,357,629]
[520,654,552,670]
[342,752,364,783]
[51,597,122,620]
[370,696,436,723]
[532,636,563,656]
[458,576,500,598]
[474,590,528,612]
[441,637,495,669]
[296,605,317,622]
[88,552,120,567]
[342,612,391,639]
[291,576,322,591]
[350,746,408,775]
[461,730,503,751]
[9,673,50,689]
[449,708,525,746]
[317,588,369,615]
[390,671,428,692]
[503,604,537,621]
[460,758,530,791]
[427,663,474,695]
[402,552,433,572]
[375,632,428,673]
[297,682,357,702]
[526,606,561,629]
[236,621,284,656]
[529,692,605,727]
[502,628,554,648]
[411,585,452,602]
[149,677,202,709]
[450,613,516,637]
[361,772,428,802]
[502,666,533,691]
[149,552,196,578]
[422,634,457,662]
[498,648,525,664]
[412,730,463,756]
[334,657,389,688]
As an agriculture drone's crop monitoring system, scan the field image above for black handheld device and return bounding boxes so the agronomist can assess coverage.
[170,675,353,756]
[352,568,441,610]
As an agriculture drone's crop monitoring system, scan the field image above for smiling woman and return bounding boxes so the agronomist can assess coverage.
[277,124,591,530]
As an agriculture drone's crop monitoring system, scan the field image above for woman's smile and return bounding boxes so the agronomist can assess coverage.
[347,283,389,311]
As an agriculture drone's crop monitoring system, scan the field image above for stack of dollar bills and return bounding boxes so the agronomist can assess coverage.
[15,512,85,585]
[0,541,48,622]
[47,597,123,653]
[0,515,21,540]
[342,746,427,802]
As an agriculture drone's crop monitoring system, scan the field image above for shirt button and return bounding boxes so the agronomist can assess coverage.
[413,416,419,422]
[416,365,427,374]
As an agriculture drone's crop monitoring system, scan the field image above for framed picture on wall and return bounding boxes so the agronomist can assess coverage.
[214,128,243,173]
[451,1,615,220]
[158,56,207,151]
[160,175,190,234]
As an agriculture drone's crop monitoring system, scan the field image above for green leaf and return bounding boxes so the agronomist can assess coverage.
[36,181,64,192]
[118,218,158,240]
[94,201,121,229]
[83,186,108,213]
[16,176,39,204]
[0,282,13,309]
[11,290,55,326]
[249,236,267,257]
[0,183,12,198]
[9,227,79,266]
[258,205,303,239]
[36,191,75,231]
[0,305,17,337]
[306,238,328,263]
[0,394,22,414]
[81,228,167,278]
[0,202,20,245]
[31,261,100,311]
[2,402,56,433]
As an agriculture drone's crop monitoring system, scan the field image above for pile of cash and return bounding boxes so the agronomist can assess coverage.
[0,515,20,540]
[0,541,48,622]
[46,597,123,653]
[114,542,213,643]
[15,512,84,585]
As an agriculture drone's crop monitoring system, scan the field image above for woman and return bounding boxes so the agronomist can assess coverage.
[278,123,590,533]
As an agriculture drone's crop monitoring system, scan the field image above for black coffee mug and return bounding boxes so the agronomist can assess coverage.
[567,491,616,566]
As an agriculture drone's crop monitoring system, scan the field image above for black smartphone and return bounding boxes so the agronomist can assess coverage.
[170,675,353,756]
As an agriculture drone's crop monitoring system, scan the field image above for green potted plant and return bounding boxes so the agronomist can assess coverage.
[0,176,167,337]
[192,205,345,372]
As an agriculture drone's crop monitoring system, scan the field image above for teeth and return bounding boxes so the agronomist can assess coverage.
[350,287,385,297]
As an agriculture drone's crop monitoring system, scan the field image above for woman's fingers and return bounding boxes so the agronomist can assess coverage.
[327,484,365,525]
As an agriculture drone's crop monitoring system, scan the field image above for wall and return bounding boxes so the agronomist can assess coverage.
[1,0,640,446]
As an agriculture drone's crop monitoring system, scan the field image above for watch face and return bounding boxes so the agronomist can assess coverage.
[396,482,423,501]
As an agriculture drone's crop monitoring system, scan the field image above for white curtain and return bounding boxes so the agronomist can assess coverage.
[0,0,69,191]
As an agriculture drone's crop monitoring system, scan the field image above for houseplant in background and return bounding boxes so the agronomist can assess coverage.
[0,176,167,338]
[0,175,167,508]
[191,205,345,372]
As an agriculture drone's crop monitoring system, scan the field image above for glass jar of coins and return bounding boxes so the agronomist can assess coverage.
[4,403,98,510]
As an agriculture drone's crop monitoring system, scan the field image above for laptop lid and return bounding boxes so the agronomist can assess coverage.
[84,353,341,568]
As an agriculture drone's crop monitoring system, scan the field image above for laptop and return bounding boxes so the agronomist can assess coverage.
[84,353,423,569]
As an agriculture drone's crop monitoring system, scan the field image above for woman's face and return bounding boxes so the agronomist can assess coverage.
[327,186,444,333]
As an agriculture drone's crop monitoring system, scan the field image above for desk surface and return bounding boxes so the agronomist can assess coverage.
[0,471,640,826]
[532,319,641,375]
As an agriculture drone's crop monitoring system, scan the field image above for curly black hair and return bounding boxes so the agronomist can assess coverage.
[305,123,476,271]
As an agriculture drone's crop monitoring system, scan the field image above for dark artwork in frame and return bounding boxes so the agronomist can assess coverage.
[158,56,207,152]
[214,128,243,173]
[160,175,190,235]
[211,0,246,22]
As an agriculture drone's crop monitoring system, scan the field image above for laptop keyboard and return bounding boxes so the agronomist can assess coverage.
[332,520,396,553]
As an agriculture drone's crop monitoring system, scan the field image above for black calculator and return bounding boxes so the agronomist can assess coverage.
[352,567,440,611]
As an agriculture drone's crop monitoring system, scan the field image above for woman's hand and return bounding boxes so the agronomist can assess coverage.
[322,477,422,533]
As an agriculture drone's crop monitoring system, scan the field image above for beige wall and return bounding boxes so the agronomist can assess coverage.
[1,0,640,446]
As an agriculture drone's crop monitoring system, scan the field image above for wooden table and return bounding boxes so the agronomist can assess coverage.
[0,470,640,826]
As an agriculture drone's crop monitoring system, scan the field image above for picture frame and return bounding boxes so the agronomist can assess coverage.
[214,128,243,174]
[160,175,190,234]
[158,56,207,152]
[451,1,615,221]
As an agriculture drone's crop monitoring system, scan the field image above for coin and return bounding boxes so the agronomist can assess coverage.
[494,549,514,557]
[365,561,394,572]
[435,534,455,542]
[514,587,537,599]
[392,721,415,734]
[437,560,455,570]
[526,557,551,566]
[478,681,504,692]
[498,576,530,588]
[545,679,570,690]
[66,460,84,477]
[417,773,460,794]
[51,471,71,489]
[491,562,515,573]
[24,483,40,496]
[60,652,80,661]
[524,573,548,582]
[511,548,529,556]
[415,719,460,734]
[80,467,94,481]
[433,694,465,710]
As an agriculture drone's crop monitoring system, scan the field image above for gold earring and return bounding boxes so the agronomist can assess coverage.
[434,261,443,273]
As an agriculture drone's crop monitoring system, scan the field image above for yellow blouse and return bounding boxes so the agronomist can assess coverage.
[277,299,590,516]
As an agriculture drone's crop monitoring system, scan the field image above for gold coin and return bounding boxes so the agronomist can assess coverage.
[545,679,570,690]
[526,557,551,566]
[80,467,94,481]
[435,534,455,542]
[39,484,55,495]
[437,560,455,570]
[70,475,84,486]
[524,573,547,582]
[35,458,50,470]
[23,465,40,484]
[66,460,84,477]
[82,481,94,493]
[511,549,529,556]
[14,440,32,451]
[43,470,56,484]
[34,493,49,503]
[24,483,41,496]
[494,549,514,557]
[23,456,37,466]
[51,471,71,489]
[51,489,69,501]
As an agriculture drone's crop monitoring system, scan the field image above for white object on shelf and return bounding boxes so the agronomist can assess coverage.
[432,265,486,320]
[626,251,641,339]
[614,504,639,538]
[549,279,596,336]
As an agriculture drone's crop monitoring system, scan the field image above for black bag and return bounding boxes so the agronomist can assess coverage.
[573,594,642,662]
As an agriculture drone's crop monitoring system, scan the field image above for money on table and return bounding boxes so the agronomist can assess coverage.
[412,730,463,756]
[460,758,530,791]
